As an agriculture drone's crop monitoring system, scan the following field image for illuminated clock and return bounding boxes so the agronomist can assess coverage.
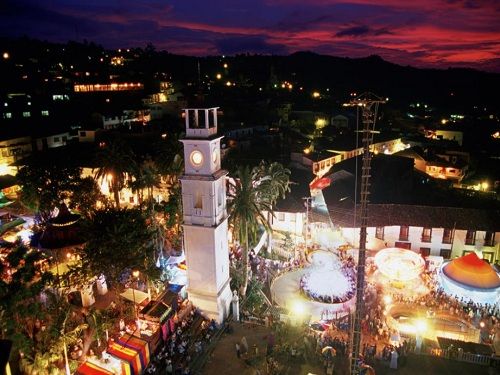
[190,150,204,167]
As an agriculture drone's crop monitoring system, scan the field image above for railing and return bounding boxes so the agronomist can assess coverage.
[423,347,493,366]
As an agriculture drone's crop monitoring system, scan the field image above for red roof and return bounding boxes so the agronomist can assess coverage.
[443,252,500,290]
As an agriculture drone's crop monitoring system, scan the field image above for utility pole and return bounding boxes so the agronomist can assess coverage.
[348,93,385,375]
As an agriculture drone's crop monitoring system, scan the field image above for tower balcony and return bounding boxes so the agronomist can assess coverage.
[184,107,219,138]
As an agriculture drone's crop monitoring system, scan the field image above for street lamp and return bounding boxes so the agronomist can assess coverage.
[132,270,140,319]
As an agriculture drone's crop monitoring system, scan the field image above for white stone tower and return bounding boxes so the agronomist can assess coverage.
[180,107,232,322]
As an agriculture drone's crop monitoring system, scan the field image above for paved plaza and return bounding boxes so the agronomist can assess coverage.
[201,322,492,375]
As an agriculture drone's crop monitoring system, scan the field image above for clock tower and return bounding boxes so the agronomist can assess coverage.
[179,107,232,322]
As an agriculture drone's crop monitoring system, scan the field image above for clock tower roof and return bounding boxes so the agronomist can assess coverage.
[183,107,220,139]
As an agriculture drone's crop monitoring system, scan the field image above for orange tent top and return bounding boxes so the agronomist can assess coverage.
[443,252,500,290]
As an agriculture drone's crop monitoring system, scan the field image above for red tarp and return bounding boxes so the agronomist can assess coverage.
[443,252,500,289]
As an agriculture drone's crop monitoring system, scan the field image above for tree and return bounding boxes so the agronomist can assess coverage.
[68,176,107,218]
[17,156,82,219]
[254,161,291,251]
[94,139,135,208]
[79,208,157,287]
[129,157,161,204]
[228,167,269,296]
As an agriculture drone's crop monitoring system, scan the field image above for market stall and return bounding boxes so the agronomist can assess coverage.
[107,341,142,375]
[115,334,150,369]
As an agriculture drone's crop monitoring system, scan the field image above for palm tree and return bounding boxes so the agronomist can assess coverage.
[253,161,291,252]
[130,157,161,204]
[228,166,271,296]
[94,139,135,208]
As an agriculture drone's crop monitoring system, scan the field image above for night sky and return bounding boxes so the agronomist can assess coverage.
[2,0,499,71]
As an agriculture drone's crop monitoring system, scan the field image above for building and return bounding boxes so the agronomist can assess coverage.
[179,107,232,322]
[329,203,499,262]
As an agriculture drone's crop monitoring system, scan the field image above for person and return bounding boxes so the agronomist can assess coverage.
[241,336,249,355]
[390,349,399,369]
[236,343,241,358]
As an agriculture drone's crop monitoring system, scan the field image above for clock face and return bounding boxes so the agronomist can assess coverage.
[190,150,204,167]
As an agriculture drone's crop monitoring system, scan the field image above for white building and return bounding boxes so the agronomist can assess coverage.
[179,107,232,322]
[330,204,499,263]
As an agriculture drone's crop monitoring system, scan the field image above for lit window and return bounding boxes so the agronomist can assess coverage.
[3,103,7,107]
[41,110,49,116]
[22,111,31,118]
[3,112,12,119]
[27,102,31,106]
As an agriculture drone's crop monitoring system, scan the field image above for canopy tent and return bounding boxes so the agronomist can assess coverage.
[107,341,141,375]
[115,334,150,369]
[120,288,149,305]
[442,252,500,290]
[76,361,115,375]
[165,253,185,265]
[139,301,172,323]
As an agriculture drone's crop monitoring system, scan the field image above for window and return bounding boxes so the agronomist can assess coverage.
[290,214,296,223]
[376,227,384,240]
[420,248,431,257]
[41,110,49,116]
[194,192,202,209]
[3,112,12,119]
[129,196,135,204]
[484,232,495,247]
[53,137,60,142]
[277,212,285,221]
[442,228,453,244]
[395,241,411,250]
[79,131,87,137]
[440,249,451,259]
[22,111,31,118]
[399,226,409,241]
[422,228,432,242]
[62,136,67,142]
[465,230,476,245]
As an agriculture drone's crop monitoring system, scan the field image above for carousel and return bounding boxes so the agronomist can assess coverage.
[271,250,356,321]
[439,252,500,305]
[372,247,428,296]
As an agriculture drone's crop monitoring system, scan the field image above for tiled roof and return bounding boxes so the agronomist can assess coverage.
[329,203,500,232]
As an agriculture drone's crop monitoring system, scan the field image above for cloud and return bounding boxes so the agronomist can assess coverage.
[214,35,289,55]
[336,25,370,37]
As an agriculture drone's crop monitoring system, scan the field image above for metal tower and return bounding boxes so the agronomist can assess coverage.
[348,93,385,375]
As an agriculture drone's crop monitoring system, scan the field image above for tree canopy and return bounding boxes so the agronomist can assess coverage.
[79,208,157,286]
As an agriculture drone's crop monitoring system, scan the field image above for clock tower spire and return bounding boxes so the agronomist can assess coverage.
[179,107,232,322]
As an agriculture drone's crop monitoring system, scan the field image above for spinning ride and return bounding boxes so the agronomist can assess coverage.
[439,252,500,305]
[374,248,425,282]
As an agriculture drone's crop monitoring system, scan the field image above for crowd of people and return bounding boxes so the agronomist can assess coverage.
[144,307,219,375]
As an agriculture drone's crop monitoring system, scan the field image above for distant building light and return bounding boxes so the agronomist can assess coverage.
[3,102,7,107]
[441,119,448,125]
[3,52,9,59]
[27,102,31,106]
[226,81,232,87]
[22,111,31,118]
[312,91,320,98]
[73,83,143,92]
[41,110,49,116]
[223,63,228,69]
[3,112,12,119]
[216,73,222,79]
